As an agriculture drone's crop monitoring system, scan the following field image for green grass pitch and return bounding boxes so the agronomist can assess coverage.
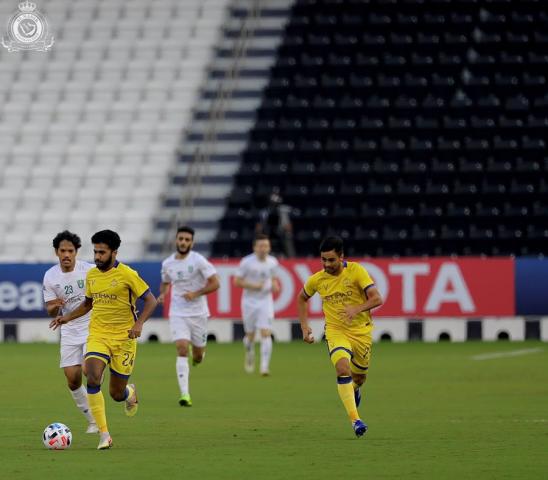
[0,340,547,479]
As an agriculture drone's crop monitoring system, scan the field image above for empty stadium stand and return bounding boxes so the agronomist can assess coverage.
[211,0,548,258]
[0,0,230,262]
[147,0,293,257]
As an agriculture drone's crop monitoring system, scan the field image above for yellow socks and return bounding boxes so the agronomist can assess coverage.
[87,385,108,433]
[337,376,359,422]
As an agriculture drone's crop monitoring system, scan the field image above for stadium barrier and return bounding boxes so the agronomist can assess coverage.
[0,258,547,342]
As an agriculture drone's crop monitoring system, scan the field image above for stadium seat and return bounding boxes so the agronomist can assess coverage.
[211,0,548,257]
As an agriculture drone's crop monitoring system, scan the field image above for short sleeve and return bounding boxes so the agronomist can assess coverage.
[161,262,171,283]
[355,264,375,290]
[303,275,317,298]
[85,272,92,298]
[235,258,247,278]
[199,256,217,279]
[126,268,150,299]
[42,273,57,303]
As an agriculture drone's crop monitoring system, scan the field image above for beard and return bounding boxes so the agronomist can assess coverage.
[177,245,190,255]
[95,253,113,271]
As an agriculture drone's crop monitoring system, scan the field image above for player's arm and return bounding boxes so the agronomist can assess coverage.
[271,276,281,294]
[128,291,158,339]
[157,281,171,305]
[49,297,93,330]
[45,298,64,317]
[43,275,64,317]
[183,274,220,301]
[233,276,263,291]
[297,289,315,344]
[343,286,383,323]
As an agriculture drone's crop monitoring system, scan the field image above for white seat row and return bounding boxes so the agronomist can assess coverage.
[0,0,231,261]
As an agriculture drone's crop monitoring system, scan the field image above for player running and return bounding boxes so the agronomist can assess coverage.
[43,230,98,434]
[50,230,158,450]
[297,236,383,438]
[158,226,220,407]
[234,234,280,375]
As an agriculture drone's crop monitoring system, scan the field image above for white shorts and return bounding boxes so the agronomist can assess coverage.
[59,342,86,368]
[169,315,208,347]
[242,304,273,334]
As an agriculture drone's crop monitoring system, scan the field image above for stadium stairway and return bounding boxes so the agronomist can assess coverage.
[0,0,230,262]
[147,0,294,258]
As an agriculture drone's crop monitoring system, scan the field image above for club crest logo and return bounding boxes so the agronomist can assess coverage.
[77,280,85,289]
[188,266,194,273]
[2,1,54,52]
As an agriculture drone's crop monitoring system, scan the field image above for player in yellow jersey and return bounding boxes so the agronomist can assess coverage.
[50,230,158,450]
[297,236,383,437]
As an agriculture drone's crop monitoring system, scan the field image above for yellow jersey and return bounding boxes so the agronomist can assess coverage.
[303,261,375,334]
[85,261,150,340]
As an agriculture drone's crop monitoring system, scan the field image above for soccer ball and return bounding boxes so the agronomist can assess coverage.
[42,423,72,450]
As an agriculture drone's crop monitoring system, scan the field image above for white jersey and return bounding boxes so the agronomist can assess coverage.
[236,254,279,307]
[42,260,94,344]
[161,251,217,318]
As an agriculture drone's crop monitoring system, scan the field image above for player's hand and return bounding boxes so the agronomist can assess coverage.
[128,320,144,339]
[271,280,280,294]
[343,305,363,324]
[157,293,165,305]
[49,315,68,330]
[255,282,265,291]
[302,325,315,344]
[182,291,198,301]
[51,298,65,308]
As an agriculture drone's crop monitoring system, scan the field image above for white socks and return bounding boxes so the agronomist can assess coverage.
[243,336,253,353]
[176,356,190,396]
[70,385,95,424]
[260,336,272,374]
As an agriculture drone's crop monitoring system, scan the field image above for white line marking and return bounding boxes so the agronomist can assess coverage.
[471,348,544,361]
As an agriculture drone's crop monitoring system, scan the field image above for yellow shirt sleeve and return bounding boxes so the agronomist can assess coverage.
[355,264,375,290]
[125,267,150,299]
[85,271,92,298]
[303,275,317,298]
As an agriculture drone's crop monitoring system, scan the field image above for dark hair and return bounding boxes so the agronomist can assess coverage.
[176,226,195,238]
[253,234,270,244]
[53,230,82,250]
[91,230,121,251]
[320,236,344,255]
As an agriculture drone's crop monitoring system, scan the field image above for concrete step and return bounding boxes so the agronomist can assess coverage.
[179,140,248,155]
[174,160,240,176]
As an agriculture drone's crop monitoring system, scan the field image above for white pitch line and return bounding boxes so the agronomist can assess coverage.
[471,348,544,361]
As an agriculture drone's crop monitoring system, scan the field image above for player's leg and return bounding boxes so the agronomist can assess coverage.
[242,305,257,373]
[170,315,192,405]
[190,316,208,366]
[175,339,192,405]
[258,329,272,376]
[257,308,274,376]
[326,331,366,437]
[349,333,372,410]
[60,343,97,432]
[84,348,112,449]
[64,365,97,432]
[108,338,138,417]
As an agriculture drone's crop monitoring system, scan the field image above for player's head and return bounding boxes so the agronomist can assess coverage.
[91,229,121,271]
[319,236,344,275]
[176,226,194,255]
[253,234,271,260]
[52,230,81,270]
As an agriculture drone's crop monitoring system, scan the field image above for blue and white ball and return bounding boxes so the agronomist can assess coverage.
[43,423,72,450]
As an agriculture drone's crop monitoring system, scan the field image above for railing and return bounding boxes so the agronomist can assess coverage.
[161,0,262,255]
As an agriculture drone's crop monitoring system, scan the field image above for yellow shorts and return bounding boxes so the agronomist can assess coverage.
[85,335,137,379]
[325,329,372,376]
